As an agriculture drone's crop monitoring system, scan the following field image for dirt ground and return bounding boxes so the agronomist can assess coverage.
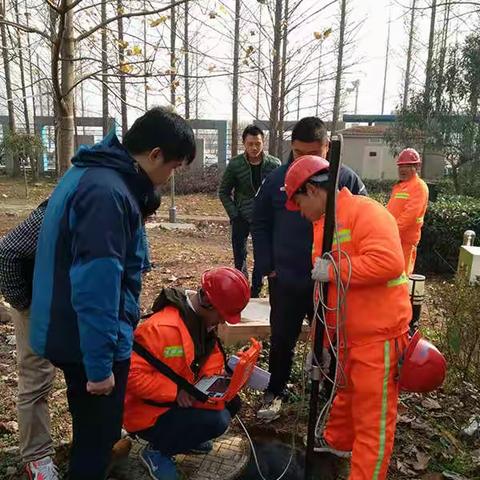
[0,178,479,480]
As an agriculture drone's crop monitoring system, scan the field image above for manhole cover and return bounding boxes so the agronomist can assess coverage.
[116,432,250,480]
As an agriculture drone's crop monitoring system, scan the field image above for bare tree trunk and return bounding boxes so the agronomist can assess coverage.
[231,0,241,157]
[315,41,324,117]
[277,0,289,160]
[255,4,262,120]
[56,2,75,176]
[268,0,283,154]
[331,0,347,134]
[170,1,176,107]
[0,0,18,176]
[37,53,44,116]
[422,0,437,177]
[143,0,148,111]
[0,1,16,133]
[117,0,127,136]
[169,0,177,223]
[101,0,109,135]
[14,1,30,134]
[424,0,437,110]
[403,0,416,110]
[184,0,190,119]
[381,13,391,114]
[435,0,451,111]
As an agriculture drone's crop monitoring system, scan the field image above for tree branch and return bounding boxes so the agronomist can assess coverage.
[76,0,188,42]
[0,18,52,42]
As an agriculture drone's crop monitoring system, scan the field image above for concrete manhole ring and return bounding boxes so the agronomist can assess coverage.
[176,432,251,480]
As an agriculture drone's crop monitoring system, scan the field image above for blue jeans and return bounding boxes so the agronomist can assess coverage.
[231,217,263,296]
[136,407,232,456]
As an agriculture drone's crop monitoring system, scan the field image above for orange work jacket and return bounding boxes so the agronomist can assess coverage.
[386,174,429,246]
[123,306,224,433]
[313,188,411,347]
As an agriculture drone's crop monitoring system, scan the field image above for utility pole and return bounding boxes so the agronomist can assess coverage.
[381,12,392,114]
[297,85,301,120]
[331,0,346,134]
[403,0,416,109]
[277,0,289,159]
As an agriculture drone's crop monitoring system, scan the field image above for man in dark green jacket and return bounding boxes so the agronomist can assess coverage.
[219,125,281,297]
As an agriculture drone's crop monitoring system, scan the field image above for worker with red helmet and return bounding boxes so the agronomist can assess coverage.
[123,267,250,480]
[284,155,412,479]
[387,148,429,275]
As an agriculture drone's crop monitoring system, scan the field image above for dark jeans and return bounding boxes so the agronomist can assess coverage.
[231,217,263,296]
[136,401,239,457]
[59,360,130,480]
[267,278,314,396]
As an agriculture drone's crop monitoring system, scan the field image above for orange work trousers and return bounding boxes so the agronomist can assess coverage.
[402,243,417,276]
[324,334,409,480]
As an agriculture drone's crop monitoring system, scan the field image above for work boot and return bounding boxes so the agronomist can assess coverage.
[25,456,59,480]
[256,391,282,422]
[313,437,351,458]
[187,440,214,454]
[140,445,178,480]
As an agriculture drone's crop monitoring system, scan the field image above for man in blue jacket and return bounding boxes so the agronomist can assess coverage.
[30,107,195,480]
[252,116,366,421]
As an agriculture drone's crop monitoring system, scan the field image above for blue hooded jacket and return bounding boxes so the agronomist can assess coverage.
[30,133,153,382]
[252,160,367,288]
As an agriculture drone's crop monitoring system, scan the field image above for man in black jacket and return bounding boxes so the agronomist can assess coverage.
[252,116,367,421]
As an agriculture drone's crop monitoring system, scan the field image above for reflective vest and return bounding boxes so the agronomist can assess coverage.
[312,188,411,347]
[123,306,224,433]
[387,174,429,246]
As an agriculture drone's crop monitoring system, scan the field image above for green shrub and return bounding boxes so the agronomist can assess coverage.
[363,179,396,195]
[417,195,480,274]
[436,276,480,388]
[161,164,220,195]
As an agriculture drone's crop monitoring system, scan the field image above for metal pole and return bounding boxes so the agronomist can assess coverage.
[304,135,343,480]
[169,173,177,223]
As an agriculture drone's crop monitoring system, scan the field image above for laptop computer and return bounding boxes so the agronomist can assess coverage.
[194,338,261,402]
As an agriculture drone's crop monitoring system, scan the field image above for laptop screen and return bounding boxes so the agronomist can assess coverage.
[208,377,231,394]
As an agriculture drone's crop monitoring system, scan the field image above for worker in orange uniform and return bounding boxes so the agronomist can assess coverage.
[284,155,412,480]
[387,148,429,275]
[123,267,250,480]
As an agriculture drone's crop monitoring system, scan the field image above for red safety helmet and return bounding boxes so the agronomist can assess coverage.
[397,148,421,166]
[284,155,330,211]
[399,331,447,393]
[201,267,250,325]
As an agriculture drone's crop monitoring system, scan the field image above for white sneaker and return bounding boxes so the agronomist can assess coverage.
[313,437,351,458]
[25,456,59,480]
[257,392,283,422]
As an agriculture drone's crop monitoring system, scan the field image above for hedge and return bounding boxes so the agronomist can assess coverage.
[162,164,220,195]
[417,195,480,274]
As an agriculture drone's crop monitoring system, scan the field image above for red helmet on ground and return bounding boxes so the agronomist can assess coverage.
[201,267,250,325]
[399,331,447,393]
[397,148,421,166]
[284,155,330,211]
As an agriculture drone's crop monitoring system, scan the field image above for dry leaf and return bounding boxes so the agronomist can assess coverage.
[421,397,441,410]
[412,452,430,471]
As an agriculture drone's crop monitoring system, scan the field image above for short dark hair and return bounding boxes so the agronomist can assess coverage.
[123,107,196,164]
[242,125,264,142]
[291,117,329,144]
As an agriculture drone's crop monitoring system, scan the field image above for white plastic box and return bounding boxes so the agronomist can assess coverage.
[457,245,480,284]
